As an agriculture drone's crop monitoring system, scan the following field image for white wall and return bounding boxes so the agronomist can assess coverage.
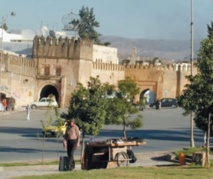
[93,44,119,64]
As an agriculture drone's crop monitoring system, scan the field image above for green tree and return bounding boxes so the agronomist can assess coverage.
[0,22,8,31]
[68,76,107,137]
[207,21,213,38]
[190,38,213,128]
[178,23,213,166]
[105,77,143,139]
[70,6,101,44]
[67,76,108,165]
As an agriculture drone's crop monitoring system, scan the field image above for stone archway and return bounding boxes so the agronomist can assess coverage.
[140,89,155,105]
[40,85,59,102]
[0,92,16,111]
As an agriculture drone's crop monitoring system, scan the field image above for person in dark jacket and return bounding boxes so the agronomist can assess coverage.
[156,99,160,110]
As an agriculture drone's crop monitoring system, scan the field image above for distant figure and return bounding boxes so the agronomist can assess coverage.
[159,100,162,109]
[156,99,160,110]
[26,104,31,120]
[2,99,7,111]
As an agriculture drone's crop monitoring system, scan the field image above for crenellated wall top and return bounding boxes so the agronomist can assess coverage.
[124,63,195,72]
[33,36,93,59]
[93,61,124,71]
[33,35,92,46]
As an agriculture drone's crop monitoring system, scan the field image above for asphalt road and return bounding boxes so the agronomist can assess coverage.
[0,107,209,163]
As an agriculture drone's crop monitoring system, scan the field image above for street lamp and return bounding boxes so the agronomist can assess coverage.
[0,11,15,101]
[190,0,195,148]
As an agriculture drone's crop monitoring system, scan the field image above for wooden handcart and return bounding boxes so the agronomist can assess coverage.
[82,139,146,170]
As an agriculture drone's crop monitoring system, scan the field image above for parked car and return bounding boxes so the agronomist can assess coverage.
[31,97,58,109]
[149,98,178,109]
[42,118,67,137]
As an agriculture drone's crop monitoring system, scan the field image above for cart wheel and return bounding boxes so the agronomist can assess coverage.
[115,152,129,167]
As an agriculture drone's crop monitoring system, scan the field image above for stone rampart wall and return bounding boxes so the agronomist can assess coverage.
[0,51,37,108]
[0,37,198,109]
[92,61,125,84]
[125,63,197,100]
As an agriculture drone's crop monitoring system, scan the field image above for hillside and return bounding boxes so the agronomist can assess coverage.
[3,36,202,62]
[100,36,202,62]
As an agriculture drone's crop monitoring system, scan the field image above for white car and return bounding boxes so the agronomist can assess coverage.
[31,97,58,109]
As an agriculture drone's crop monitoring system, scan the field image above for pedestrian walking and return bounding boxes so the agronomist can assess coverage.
[26,104,31,120]
[63,119,80,170]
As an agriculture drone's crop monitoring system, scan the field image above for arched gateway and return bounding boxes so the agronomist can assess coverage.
[39,85,59,103]
[140,89,155,105]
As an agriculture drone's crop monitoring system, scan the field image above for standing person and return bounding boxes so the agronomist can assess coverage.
[2,99,7,112]
[156,99,159,110]
[159,99,162,109]
[26,104,31,120]
[63,119,80,170]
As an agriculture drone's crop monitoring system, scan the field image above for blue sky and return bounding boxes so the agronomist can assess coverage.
[1,0,213,40]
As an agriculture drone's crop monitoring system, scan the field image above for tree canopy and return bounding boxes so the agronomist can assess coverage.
[70,6,101,44]
[67,76,143,140]
[105,77,143,139]
[178,22,213,132]
[67,76,107,137]
[207,21,213,39]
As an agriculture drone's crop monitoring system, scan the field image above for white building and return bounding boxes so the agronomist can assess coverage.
[0,27,121,64]
[0,28,22,42]
[93,44,119,64]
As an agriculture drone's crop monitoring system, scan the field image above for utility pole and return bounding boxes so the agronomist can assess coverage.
[190,0,195,148]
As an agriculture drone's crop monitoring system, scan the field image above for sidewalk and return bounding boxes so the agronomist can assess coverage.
[0,151,177,179]
[0,107,25,117]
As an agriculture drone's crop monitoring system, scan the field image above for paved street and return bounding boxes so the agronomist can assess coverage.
[0,107,208,163]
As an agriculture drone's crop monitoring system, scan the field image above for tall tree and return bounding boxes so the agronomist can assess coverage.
[105,77,143,139]
[70,6,101,44]
[68,76,107,137]
[67,76,108,167]
[178,22,213,166]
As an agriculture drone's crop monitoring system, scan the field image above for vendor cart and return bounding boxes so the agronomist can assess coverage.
[82,138,146,170]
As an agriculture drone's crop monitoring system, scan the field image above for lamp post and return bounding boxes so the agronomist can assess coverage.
[0,11,16,101]
[190,0,195,148]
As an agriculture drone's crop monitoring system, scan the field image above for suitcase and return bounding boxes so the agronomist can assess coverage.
[59,156,71,171]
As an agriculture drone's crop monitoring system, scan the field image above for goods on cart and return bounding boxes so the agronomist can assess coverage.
[82,137,146,170]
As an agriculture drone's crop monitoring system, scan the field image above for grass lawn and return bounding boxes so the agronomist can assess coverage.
[12,166,213,179]
[5,147,213,179]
